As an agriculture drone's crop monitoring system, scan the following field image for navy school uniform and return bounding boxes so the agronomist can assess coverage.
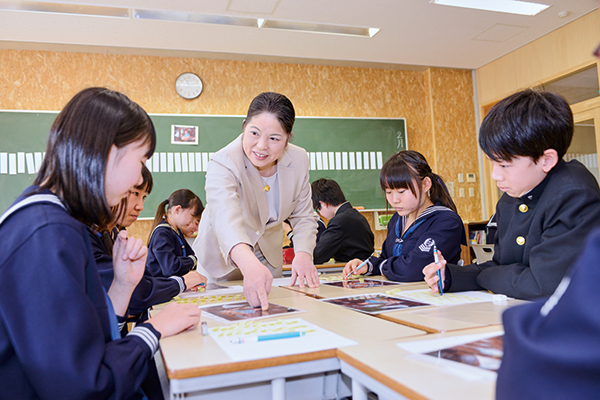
[446,159,600,299]
[497,227,600,399]
[0,187,160,399]
[90,228,185,322]
[146,221,197,278]
[365,203,466,282]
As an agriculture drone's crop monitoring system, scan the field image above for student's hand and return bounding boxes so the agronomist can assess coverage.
[108,230,148,316]
[289,251,319,289]
[148,302,201,338]
[422,250,446,294]
[230,244,272,310]
[183,271,207,292]
[343,259,368,280]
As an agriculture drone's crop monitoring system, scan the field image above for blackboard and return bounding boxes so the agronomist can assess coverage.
[0,111,407,217]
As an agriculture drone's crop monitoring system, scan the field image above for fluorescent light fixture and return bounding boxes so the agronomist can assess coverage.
[257,18,266,28]
[431,0,550,16]
[0,0,129,18]
[133,9,258,27]
[262,20,379,38]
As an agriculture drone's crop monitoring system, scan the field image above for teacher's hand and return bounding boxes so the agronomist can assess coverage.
[289,251,320,289]
[230,244,272,310]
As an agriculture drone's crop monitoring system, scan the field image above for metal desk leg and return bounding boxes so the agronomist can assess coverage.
[352,379,368,400]
[272,377,286,400]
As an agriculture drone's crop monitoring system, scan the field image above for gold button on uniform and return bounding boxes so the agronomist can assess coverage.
[519,204,528,213]
[516,236,525,246]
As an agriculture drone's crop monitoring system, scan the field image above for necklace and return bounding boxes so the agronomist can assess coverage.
[261,174,276,192]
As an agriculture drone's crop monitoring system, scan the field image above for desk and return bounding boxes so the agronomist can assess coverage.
[283,275,428,299]
[378,299,526,333]
[338,326,503,400]
[158,290,424,400]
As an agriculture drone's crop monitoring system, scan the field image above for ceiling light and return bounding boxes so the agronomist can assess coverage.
[261,20,379,38]
[132,9,258,28]
[0,0,129,18]
[431,0,550,16]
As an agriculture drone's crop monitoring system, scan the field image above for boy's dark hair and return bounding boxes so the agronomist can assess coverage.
[34,87,156,230]
[380,150,458,214]
[243,92,295,135]
[311,178,347,211]
[479,89,573,162]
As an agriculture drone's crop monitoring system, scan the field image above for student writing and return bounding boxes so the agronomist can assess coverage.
[147,189,205,278]
[424,89,600,299]
[344,150,466,282]
[0,87,200,399]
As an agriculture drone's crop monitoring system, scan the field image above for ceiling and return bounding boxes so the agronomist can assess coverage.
[0,0,597,70]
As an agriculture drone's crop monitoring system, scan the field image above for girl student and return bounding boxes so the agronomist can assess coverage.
[343,150,466,282]
[146,189,205,278]
[0,87,200,399]
[91,165,206,333]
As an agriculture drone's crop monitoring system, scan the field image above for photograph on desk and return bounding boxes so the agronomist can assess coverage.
[200,301,304,323]
[398,331,504,381]
[322,293,429,314]
[324,279,398,289]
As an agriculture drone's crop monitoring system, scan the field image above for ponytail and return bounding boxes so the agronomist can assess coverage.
[429,173,458,213]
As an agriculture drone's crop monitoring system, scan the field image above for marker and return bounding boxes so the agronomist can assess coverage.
[230,331,306,344]
[201,321,208,336]
[345,258,369,279]
[433,244,444,296]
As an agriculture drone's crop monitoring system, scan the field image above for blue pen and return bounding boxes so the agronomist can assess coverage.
[433,244,444,296]
[345,258,369,279]
[230,331,306,344]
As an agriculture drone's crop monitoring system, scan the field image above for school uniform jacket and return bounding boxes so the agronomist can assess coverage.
[146,221,197,278]
[193,134,318,278]
[496,227,600,399]
[447,159,600,300]
[0,187,159,399]
[365,203,466,282]
[313,202,374,264]
[90,229,184,316]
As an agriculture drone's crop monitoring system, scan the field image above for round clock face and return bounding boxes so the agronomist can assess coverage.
[175,72,203,99]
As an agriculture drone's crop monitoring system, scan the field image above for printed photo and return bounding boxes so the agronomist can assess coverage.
[171,124,198,145]
[324,279,398,289]
[322,293,429,314]
[201,302,302,322]
[424,335,504,371]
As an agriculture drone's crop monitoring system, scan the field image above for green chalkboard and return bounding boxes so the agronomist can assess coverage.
[0,111,406,217]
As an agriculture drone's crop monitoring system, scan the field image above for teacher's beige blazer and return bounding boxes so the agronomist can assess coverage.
[193,135,318,279]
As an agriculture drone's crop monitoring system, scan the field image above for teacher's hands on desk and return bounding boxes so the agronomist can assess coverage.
[423,250,447,294]
[289,251,320,289]
[231,244,273,311]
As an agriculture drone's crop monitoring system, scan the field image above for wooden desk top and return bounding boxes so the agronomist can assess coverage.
[378,298,527,333]
[159,293,425,380]
[338,325,503,400]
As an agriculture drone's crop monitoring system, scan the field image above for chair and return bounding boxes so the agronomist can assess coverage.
[471,244,494,264]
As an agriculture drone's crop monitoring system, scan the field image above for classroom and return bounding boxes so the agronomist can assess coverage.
[1,1,600,399]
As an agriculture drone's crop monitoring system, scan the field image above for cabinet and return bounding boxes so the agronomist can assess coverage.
[461,220,489,265]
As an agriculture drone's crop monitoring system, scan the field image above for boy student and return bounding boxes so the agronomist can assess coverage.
[311,178,375,264]
[424,89,600,300]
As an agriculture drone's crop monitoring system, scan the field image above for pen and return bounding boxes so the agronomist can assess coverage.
[230,331,306,344]
[345,258,369,279]
[433,244,444,296]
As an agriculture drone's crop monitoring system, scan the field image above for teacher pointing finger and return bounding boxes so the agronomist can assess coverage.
[193,92,319,310]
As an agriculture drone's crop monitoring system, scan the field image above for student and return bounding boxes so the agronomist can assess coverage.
[0,87,200,399]
[91,166,206,330]
[146,189,204,278]
[193,92,320,310]
[311,178,374,264]
[343,150,465,282]
[423,89,600,299]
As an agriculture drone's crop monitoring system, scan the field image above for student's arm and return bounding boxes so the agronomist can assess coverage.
[468,185,600,299]
[148,228,196,277]
[380,214,464,282]
[313,217,344,264]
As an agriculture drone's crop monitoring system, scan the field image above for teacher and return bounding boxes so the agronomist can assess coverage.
[193,92,320,309]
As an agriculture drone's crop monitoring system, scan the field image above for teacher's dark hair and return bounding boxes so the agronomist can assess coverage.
[479,88,573,162]
[243,92,295,135]
[34,87,156,230]
[380,150,457,213]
